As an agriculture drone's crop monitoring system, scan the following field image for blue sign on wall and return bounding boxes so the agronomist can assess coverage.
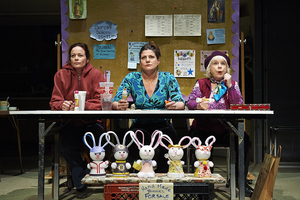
[93,44,115,59]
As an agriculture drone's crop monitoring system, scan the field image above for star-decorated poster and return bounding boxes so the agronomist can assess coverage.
[174,50,195,77]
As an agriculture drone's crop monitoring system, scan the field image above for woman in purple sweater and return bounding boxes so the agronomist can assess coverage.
[187,51,253,197]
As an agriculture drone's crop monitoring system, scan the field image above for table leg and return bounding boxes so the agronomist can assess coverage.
[38,121,45,200]
[53,133,60,200]
[230,130,236,199]
[9,116,23,173]
[238,119,245,199]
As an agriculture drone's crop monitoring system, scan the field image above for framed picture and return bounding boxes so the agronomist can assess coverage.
[69,0,87,19]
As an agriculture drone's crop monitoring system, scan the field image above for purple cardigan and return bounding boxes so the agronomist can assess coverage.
[187,78,244,133]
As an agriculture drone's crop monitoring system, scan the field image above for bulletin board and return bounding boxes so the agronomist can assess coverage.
[61,0,239,97]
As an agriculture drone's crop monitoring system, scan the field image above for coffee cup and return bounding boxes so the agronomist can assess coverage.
[0,101,10,111]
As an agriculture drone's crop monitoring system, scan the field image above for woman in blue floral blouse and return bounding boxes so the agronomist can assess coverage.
[112,42,185,172]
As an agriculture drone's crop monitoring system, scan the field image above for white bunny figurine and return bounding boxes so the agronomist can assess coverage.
[159,134,192,178]
[192,136,216,178]
[130,130,162,178]
[83,132,110,177]
[106,130,134,178]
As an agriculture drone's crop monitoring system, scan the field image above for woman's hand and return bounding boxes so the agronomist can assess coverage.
[197,101,209,110]
[62,100,74,111]
[165,101,185,110]
[224,73,232,88]
[116,99,129,110]
[165,101,177,110]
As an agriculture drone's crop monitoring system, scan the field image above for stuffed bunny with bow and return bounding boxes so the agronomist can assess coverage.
[192,136,216,178]
[130,130,162,178]
[159,134,192,178]
[83,132,110,177]
[106,130,134,178]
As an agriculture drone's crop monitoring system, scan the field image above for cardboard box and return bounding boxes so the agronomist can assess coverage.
[230,104,270,111]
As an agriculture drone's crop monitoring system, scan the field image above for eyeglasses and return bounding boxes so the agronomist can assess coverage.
[196,145,212,151]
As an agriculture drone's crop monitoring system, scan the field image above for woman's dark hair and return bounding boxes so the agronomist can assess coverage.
[68,43,90,61]
[139,42,161,61]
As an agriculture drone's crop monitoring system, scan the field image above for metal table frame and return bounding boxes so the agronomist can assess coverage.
[9,110,273,200]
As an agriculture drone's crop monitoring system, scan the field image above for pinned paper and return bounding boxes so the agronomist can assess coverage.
[89,20,118,41]
[128,42,148,64]
[93,44,115,59]
[128,62,137,69]
[206,28,225,44]
[174,50,195,77]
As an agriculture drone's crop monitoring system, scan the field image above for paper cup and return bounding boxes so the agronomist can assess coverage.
[78,91,86,111]
[99,82,114,110]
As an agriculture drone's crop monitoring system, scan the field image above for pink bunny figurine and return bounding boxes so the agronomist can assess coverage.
[130,130,162,178]
[191,136,216,178]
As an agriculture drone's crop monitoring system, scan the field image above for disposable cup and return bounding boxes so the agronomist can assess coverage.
[78,91,86,111]
[100,94,113,110]
[0,101,10,111]
[99,82,114,110]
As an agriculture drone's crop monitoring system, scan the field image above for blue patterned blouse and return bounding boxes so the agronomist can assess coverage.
[113,71,185,124]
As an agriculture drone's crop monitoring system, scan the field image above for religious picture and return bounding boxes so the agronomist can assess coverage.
[207,0,225,23]
[69,0,87,19]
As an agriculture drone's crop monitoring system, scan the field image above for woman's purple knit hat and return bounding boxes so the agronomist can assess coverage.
[204,51,230,69]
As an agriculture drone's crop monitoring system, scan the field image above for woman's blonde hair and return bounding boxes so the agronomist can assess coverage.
[205,55,231,78]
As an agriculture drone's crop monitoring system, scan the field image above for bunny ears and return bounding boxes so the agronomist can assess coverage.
[130,130,162,150]
[106,131,134,153]
[159,134,192,150]
[191,135,216,148]
[83,132,110,153]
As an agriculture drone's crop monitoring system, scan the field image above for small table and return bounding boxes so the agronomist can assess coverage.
[9,109,273,200]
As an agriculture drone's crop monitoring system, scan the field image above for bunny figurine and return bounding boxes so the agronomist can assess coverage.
[159,134,192,178]
[83,132,110,177]
[106,130,134,178]
[130,130,162,178]
[192,136,216,178]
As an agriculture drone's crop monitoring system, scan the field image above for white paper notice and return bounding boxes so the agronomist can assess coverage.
[145,15,172,36]
[174,50,196,78]
[174,14,201,36]
[127,62,137,69]
[139,183,173,200]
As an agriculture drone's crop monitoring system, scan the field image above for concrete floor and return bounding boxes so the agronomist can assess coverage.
[1,147,300,200]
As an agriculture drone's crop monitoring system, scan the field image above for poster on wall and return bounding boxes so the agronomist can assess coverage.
[206,28,225,44]
[69,0,87,19]
[128,42,148,69]
[200,50,229,71]
[89,21,118,42]
[174,50,195,78]
[207,0,225,23]
[145,15,172,36]
[93,44,116,59]
[174,14,201,36]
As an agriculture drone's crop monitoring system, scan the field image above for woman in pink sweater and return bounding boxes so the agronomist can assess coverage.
[187,51,253,197]
[50,43,105,199]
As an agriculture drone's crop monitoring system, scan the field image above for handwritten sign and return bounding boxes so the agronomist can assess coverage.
[93,44,115,59]
[89,20,118,41]
[139,183,173,200]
